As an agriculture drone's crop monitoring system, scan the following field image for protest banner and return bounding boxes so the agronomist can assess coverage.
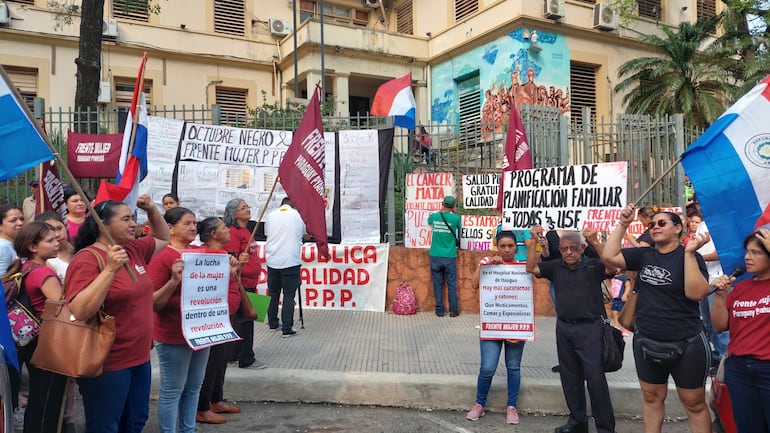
[462,174,500,209]
[339,130,380,243]
[479,264,534,340]
[501,161,627,231]
[255,243,389,312]
[180,251,240,349]
[66,132,123,177]
[404,209,432,249]
[404,173,455,211]
[460,214,499,251]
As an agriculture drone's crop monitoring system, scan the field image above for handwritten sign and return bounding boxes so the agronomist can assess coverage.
[501,161,627,230]
[479,264,534,340]
[462,174,500,209]
[405,173,455,211]
[460,215,499,251]
[180,251,240,349]
[339,130,380,243]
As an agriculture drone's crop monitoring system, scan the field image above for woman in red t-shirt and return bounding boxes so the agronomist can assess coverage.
[223,198,264,369]
[12,221,67,432]
[148,207,209,433]
[65,195,169,433]
[711,228,770,432]
[196,216,242,424]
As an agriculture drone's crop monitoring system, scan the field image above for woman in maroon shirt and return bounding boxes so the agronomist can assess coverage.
[12,221,66,433]
[223,198,264,369]
[710,228,770,432]
[196,216,242,424]
[148,207,209,433]
[66,196,169,433]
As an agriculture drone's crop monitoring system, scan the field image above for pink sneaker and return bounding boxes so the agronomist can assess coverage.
[506,406,520,424]
[466,403,485,421]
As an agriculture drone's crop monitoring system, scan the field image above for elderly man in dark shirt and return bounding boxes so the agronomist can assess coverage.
[526,226,617,433]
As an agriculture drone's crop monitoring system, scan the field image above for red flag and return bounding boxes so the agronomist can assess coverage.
[34,161,67,220]
[496,106,533,212]
[278,85,329,260]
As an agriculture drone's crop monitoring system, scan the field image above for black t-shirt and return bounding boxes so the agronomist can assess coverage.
[621,246,708,341]
[538,257,609,321]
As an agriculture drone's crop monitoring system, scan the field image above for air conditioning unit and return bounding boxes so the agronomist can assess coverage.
[593,3,618,31]
[0,3,11,25]
[363,0,381,8]
[97,81,112,104]
[543,0,565,20]
[269,18,291,37]
[102,18,119,38]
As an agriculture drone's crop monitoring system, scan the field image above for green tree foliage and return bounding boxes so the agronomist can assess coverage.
[614,16,735,128]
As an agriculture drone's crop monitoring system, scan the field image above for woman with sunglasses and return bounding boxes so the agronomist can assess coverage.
[603,205,712,433]
[709,228,770,433]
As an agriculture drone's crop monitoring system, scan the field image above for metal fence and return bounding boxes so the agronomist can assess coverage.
[2,100,701,241]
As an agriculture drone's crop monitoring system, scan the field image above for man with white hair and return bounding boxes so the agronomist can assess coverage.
[525,226,617,433]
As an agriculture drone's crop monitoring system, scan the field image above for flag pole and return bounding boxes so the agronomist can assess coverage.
[125,53,148,158]
[631,157,682,208]
[245,175,280,250]
[0,66,137,280]
[36,163,44,214]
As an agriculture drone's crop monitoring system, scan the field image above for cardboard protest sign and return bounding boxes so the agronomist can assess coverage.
[404,173,454,211]
[501,161,627,231]
[460,215,499,251]
[479,264,534,340]
[180,251,240,349]
[462,174,500,209]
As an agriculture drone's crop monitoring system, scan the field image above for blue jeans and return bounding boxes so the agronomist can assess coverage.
[700,293,729,358]
[76,361,151,433]
[724,355,770,433]
[476,339,525,407]
[430,256,457,314]
[267,265,301,332]
[156,343,210,433]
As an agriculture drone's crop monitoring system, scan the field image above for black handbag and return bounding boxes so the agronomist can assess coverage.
[602,318,625,372]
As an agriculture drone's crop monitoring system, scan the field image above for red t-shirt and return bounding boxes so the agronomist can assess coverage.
[224,226,261,288]
[198,247,241,314]
[22,262,60,318]
[65,236,157,371]
[726,278,770,360]
[148,246,191,345]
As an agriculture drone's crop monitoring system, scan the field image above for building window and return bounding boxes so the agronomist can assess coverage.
[637,0,661,20]
[300,0,369,27]
[697,0,716,20]
[573,0,595,3]
[457,73,480,147]
[454,0,478,22]
[395,1,413,35]
[569,63,596,125]
[216,87,248,125]
[115,77,152,132]
[3,66,37,110]
[113,0,149,21]
[214,0,245,36]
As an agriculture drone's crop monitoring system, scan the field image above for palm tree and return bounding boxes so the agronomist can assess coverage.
[614,17,735,128]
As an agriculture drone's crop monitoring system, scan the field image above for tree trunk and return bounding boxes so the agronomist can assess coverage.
[74,0,104,133]
[73,0,105,198]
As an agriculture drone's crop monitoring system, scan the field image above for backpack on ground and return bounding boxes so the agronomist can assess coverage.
[392,281,417,315]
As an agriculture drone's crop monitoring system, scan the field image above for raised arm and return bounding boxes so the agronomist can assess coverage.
[684,232,711,301]
[525,225,543,276]
[602,205,634,269]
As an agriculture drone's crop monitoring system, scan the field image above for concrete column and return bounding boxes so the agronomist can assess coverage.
[306,71,321,98]
[333,73,350,117]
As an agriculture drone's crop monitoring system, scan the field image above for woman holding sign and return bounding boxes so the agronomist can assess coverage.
[466,231,526,425]
[147,207,211,433]
[195,217,242,424]
[66,196,169,433]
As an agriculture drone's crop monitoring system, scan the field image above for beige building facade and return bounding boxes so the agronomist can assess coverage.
[0,0,720,127]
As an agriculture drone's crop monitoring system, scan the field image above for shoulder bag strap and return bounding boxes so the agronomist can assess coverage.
[438,212,459,243]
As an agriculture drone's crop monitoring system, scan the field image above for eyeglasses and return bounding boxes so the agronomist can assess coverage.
[647,220,671,229]
[558,245,581,253]
[237,205,251,212]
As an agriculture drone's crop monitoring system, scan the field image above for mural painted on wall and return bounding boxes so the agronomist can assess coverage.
[430,29,570,136]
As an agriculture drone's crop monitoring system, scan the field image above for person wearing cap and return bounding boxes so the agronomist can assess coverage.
[22,179,39,223]
[427,195,462,317]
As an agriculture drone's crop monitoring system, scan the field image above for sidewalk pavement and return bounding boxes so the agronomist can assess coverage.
[150,311,689,418]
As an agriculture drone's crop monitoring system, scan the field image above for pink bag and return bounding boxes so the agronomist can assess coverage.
[392,282,417,315]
